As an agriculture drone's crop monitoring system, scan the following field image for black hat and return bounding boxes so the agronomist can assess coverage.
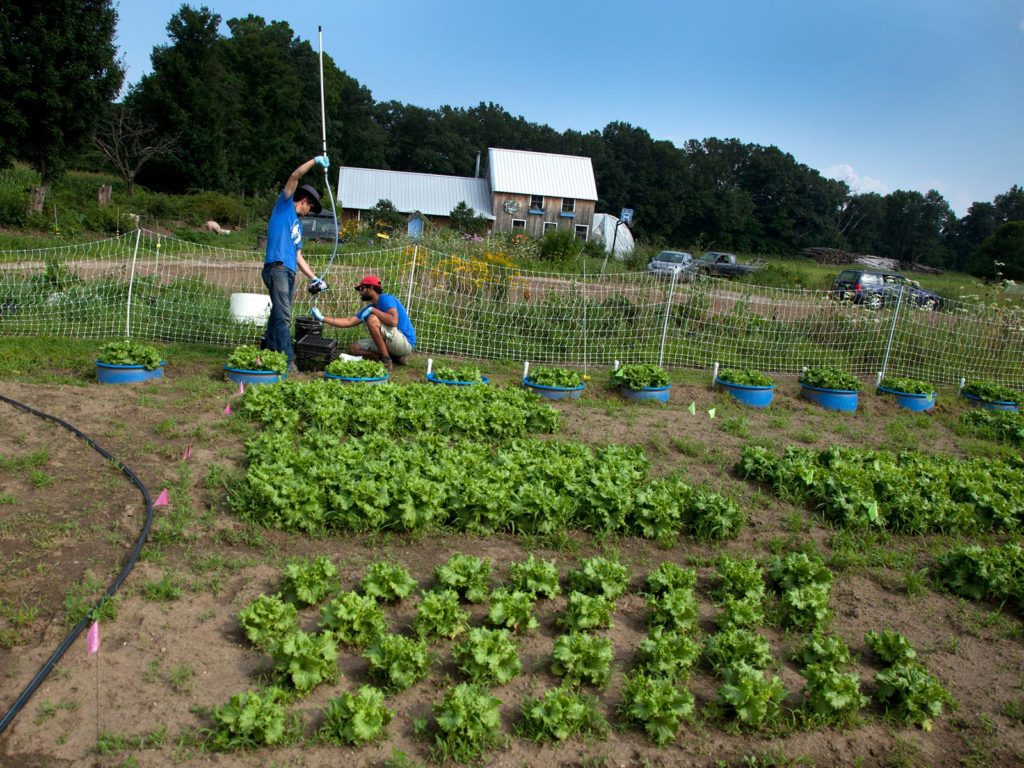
[295,184,322,214]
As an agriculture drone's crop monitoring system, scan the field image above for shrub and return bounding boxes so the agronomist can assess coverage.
[538,229,578,262]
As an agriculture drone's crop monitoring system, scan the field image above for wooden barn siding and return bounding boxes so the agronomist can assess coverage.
[490,194,595,237]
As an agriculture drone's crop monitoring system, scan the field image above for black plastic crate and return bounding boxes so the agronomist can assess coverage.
[295,335,338,372]
[294,316,322,339]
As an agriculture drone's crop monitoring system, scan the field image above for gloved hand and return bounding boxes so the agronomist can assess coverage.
[315,155,330,169]
[308,277,328,295]
[310,307,324,322]
[357,305,373,322]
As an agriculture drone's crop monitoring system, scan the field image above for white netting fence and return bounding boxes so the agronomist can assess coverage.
[1,231,1022,387]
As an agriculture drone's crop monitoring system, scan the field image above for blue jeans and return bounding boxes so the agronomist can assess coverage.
[262,263,295,366]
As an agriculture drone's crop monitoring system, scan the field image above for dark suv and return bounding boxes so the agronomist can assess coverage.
[299,214,338,242]
[831,269,941,311]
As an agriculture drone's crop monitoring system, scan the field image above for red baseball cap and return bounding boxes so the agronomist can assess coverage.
[355,275,382,289]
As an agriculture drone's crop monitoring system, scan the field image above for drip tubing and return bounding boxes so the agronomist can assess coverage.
[0,393,155,735]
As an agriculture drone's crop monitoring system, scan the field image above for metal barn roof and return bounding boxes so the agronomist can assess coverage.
[336,167,494,219]
[487,148,598,200]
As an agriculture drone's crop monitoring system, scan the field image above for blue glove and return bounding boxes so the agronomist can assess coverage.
[315,155,330,169]
[357,305,373,322]
[310,307,324,322]
[308,277,328,295]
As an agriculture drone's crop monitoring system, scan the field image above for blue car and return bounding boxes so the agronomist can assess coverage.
[831,269,941,311]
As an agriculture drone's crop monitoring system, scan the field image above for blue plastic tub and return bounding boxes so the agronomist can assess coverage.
[523,379,585,400]
[96,361,165,384]
[621,384,672,403]
[716,378,774,408]
[323,372,390,384]
[877,385,936,412]
[800,383,859,412]
[962,392,1018,412]
[426,372,489,386]
[223,366,285,385]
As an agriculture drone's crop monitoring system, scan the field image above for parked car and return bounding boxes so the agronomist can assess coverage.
[299,214,338,242]
[831,269,942,311]
[686,251,763,278]
[647,250,693,278]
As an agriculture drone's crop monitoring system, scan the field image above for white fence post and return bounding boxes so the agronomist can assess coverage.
[124,227,142,338]
[658,269,678,366]
[405,244,418,310]
[880,284,904,380]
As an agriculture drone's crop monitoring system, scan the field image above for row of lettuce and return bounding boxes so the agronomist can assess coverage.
[204,552,952,756]
[230,381,743,543]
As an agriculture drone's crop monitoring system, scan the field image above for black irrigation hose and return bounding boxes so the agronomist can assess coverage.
[0,393,155,735]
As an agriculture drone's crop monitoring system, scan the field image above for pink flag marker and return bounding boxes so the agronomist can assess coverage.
[224,402,232,416]
[86,621,100,655]
[154,488,169,507]
[237,382,245,396]
[181,444,192,461]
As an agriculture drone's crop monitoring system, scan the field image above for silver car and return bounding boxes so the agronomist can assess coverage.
[647,250,693,278]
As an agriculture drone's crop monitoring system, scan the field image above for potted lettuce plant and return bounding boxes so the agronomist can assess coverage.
[427,362,488,386]
[95,340,165,384]
[523,366,585,400]
[799,366,861,412]
[877,376,936,411]
[961,380,1019,412]
[224,345,287,385]
[325,358,390,384]
[715,368,775,408]
[612,363,672,403]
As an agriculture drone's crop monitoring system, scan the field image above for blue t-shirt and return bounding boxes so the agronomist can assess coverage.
[374,293,416,348]
[265,191,301,271]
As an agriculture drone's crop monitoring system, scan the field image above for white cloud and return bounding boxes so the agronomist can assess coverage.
[825,163,889,195]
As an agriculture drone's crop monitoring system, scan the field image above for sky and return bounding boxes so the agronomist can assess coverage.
[114,0,1024,216]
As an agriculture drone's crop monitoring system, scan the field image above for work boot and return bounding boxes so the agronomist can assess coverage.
[394,355,409,366]
[380,356,394,371]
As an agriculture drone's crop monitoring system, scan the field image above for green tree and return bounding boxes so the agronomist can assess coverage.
[129,5,237,192]
[366,198,403,235]
[448,201,488,236]
[975,221,1024,280]
[0,0,123,185]
[994,185,1024,223]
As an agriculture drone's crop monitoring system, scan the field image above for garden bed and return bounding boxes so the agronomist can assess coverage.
[1,344,1023,766]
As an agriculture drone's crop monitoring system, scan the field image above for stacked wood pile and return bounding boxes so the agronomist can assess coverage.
[800,247,942,275]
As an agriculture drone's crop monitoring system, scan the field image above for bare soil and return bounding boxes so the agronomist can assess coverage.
[1,355,1022,767]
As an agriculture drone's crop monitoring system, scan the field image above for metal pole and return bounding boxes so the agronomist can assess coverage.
[601,221,621,274]
[880,285,904,379]
[658,268,678,366]
[124,227,142,338]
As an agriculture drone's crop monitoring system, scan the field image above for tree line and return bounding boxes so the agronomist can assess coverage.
[1,3,1021,277]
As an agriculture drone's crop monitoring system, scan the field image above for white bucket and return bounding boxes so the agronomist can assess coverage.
[230,292,272,324]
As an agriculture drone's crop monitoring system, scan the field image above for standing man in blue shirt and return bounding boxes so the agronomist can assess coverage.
[310,275,415,370]
[262,155,330,370]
